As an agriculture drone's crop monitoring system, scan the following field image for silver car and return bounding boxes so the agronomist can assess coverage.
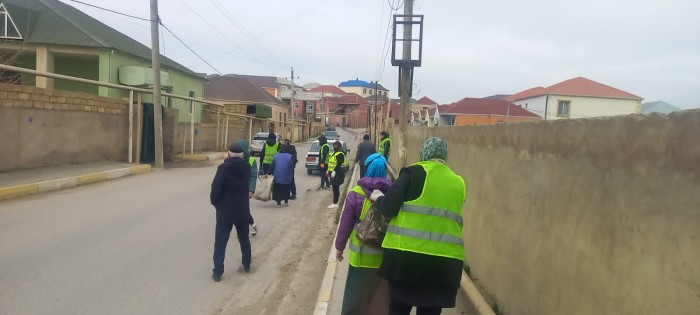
[250,132,281,156]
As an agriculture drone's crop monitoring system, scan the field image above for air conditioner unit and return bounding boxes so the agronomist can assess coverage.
[118,66,173,87]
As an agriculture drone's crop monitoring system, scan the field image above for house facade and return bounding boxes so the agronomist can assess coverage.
[411,96,438,113]
[338,79,389,98]
[0,0,206,123]
[507,77,643,120]
[439,98,541,126]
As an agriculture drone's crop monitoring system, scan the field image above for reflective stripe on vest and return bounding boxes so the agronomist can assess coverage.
[263,142,279,164]
[378,138,391,156]
[348,186,383,268]
[327,151,347,172]
[381,161,467,261]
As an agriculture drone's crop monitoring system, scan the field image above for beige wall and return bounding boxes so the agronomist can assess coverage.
[389,110,700,315]
[546,95,641,120]
[0,84,128,171]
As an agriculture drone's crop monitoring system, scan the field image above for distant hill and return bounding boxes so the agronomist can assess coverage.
[642,101,682,114]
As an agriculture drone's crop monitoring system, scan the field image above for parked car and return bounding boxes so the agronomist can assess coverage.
[305,140,350,175]
[325,125,336,131]
[322,130,340,141]
[250,132,281,156]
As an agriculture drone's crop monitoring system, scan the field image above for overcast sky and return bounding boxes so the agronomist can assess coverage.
[61,0,700,108]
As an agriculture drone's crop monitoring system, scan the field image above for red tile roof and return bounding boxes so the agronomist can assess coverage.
[415,96,438,106]
[310,85,347,95]
[441,98,540,118]
[507,77,642,101]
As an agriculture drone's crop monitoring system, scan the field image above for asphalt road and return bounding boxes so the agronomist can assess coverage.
[0,129,359,315]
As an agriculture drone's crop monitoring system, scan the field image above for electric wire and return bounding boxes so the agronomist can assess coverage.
[67,0,150,21]
[160,22,223,75]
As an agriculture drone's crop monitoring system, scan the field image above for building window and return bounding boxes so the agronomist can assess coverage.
[295,101,300,109]
[363,88,367,94]
[0,3,23,40]
[307,102,315,112]
[557,100,570,117]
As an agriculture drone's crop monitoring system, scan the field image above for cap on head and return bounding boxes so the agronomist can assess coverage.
[229,143,244,153]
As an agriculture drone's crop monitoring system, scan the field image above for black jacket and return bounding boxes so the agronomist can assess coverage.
[318,135,330,165]
[376,165,463,289]
[210,157,251,222]
[355,139,376,165]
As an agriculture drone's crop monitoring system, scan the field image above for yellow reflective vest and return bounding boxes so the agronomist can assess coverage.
[348,186,383,268]
[381,160,466,261]
[328,151,348,172]
[378,138,392,157]
[262,141,279,164]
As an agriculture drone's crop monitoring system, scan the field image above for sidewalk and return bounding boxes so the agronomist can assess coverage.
[175,151,227,161]
[0,161,151,201]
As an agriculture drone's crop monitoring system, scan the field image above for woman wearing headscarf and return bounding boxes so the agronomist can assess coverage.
[269,144,294,207]
[370,137,467,315]
[335,153,392,315]
[326,140,347,209]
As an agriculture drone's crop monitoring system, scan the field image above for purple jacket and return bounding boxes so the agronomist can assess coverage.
[335,177,393,251]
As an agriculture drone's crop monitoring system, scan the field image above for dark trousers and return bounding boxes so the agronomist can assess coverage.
[389,300,441,315]
[332,185,340,204]
[213,218,251,275]
[320,165,330,188]
[290,176,296,196]
[341,266,388,315]
[248,214,255,225]
[359,164,367,178]
[261,163,272,175]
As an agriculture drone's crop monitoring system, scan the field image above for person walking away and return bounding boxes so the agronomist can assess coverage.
[260,132,280,174]
[235,139,259,237]
[370,137,466,315]
[281,139,298,200]
[317,135,331,190]
[378,131,392,160]
[335,153,392,315]
[355,134,376,178]
[209,143,253,281]
[269,144,294,207]
[326,140,348,209]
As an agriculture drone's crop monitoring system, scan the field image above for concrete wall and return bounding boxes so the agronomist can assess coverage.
[0,84,128,172]
[389,110,700,315]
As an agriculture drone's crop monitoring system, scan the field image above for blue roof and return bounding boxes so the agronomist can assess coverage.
[339,79,372,88]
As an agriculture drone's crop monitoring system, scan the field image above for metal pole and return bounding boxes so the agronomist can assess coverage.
[189,91,195,155]
[128,90,134,163]
[249,118,253,144]
[136,93,143,163]
[150,0,164,168]
[216,107,221,149]
[290,67,295,142]
[224,116,229,149]
[398,0,414,168]
[506,101,511,123]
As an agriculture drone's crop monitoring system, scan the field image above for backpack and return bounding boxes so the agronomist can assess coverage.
[355,200,389,248]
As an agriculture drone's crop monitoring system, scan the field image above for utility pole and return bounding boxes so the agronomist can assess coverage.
[150,0,164,168]
[398,0,414,168]
[373,81,379,142]
[288,67,298,142]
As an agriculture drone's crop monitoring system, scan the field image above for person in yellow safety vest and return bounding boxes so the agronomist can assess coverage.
[260,132,279,174]
[326,141,348,209]
[234,139,260,237]
[369,137,467,315]
[317,135,331,190]
[334,153,392,314]
[378,131,392,159]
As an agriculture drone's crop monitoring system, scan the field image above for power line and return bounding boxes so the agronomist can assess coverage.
[67,0,150,21]
[160,22,223,75]
[208,0,285,68]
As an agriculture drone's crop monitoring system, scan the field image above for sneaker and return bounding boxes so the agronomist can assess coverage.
[284,202,289,207]
[327,203,338,209]
[290,194,297,200]
[211,273,222,282]
[251,224,258,236]
[238,265,250,273]
[276,204,282,208]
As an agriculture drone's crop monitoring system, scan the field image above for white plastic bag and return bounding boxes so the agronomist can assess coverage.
[254,175,274,201]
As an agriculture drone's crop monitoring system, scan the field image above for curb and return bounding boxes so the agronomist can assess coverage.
[0,164,152,201]
[313,163,360,315]
[175,152,227,161]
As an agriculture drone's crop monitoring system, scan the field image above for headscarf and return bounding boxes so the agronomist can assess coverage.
[419,137,448,162]
[364,153,387,178]
[234,139,250,160]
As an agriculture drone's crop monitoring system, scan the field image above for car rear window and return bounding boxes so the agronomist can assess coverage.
[253,136,267,140]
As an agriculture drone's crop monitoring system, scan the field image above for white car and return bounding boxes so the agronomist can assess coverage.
[250,132,281,156]
[305,140,350,175]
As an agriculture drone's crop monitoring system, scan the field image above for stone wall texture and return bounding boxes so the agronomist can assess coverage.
[0,84,128,171]
[388,110,700,315]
